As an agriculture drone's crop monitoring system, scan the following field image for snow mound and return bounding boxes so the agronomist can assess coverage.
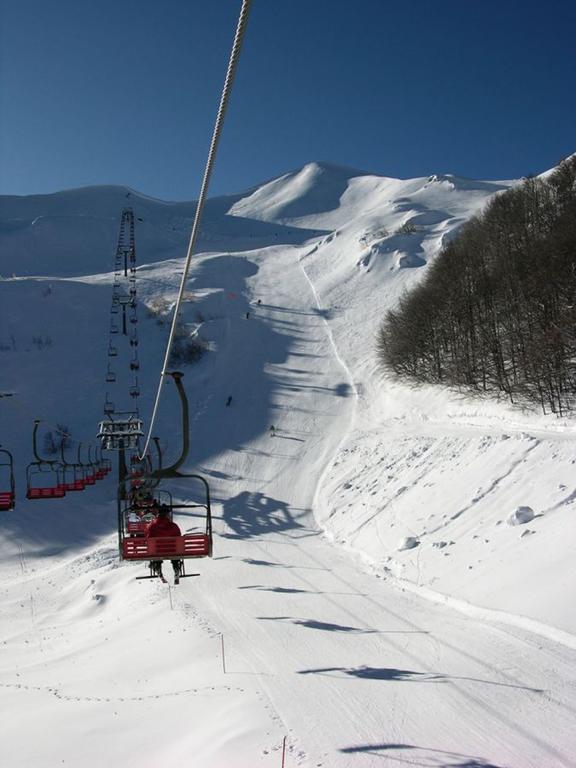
[507,506,536,526]
[398,536,420,551]
[229,161,369,224]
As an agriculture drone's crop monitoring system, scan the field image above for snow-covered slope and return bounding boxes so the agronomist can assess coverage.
[1,162,576,767]
[0,185,322,277]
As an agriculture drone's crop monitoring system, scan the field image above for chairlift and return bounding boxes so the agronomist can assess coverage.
[121,476,212,574]
[129,333,138,347]
[95,449,112,478]
[82,447,97,485]
[130,357,140,371]
[108,344,118,357]
[0,447,15,511]
[104,394,115,416]
[26,422,66,499]
[106,365,116,383]
[118,373,213,578]
[130,379,140,398]
[110,321,119,334]
[27,462,66,499]
[97,414,144,450]
[59,458,85,492]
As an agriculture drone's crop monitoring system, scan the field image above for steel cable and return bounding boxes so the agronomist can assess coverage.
[139,0,252,460]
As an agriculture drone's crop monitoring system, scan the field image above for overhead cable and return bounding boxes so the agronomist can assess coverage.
[139,0,252,460]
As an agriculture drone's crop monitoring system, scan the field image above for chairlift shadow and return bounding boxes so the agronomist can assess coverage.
[221,490,304,540]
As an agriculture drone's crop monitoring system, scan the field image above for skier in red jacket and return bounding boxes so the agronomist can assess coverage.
[147,506,182,582]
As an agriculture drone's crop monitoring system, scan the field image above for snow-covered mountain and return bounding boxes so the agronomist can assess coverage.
[1,162,575,767]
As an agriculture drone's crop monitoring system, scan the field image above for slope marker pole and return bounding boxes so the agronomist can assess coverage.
[221,633,227,674]
[281,736,287,767]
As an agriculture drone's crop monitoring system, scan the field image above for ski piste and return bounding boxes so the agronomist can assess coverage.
[1,162,576,766]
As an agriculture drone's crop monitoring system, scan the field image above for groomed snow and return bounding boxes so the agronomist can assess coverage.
[1,162,576,767]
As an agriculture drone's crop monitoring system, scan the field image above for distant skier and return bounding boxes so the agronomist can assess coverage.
[246,311,250,320]
[226,395,233,407]
[257,299,262,305]
[269,424,276,436]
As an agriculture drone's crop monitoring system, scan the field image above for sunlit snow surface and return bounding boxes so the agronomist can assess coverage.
[1,163,576,767]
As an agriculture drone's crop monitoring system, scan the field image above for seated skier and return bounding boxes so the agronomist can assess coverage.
[146,505,182,582]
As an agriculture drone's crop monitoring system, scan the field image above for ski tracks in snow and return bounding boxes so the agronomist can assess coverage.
[295,246,361,534]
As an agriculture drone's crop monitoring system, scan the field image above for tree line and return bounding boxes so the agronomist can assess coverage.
[378,156,576,415]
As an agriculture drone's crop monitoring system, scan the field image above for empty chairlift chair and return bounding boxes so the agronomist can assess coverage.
[59,441,85,492]
[27,462,66,499]
[82,446,98,485]
[0,447,15,511]
[104,394,115,416]
[26,421,66,499]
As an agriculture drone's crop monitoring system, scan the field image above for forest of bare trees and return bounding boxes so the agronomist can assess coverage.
[378,156,576,415]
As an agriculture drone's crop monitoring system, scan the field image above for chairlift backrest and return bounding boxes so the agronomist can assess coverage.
[0,448,15,510]
[26,461,66,499]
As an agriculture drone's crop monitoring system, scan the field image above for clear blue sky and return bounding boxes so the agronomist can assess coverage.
[1,0,575,200]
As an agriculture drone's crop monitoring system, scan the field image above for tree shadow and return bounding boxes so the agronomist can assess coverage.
[339,742,506,767]
[293,619,378,633]
[256,617,428,635]
[296,666,543,693]
[239,584,313,594]
[242,558,284,568]
[257,617,377,633]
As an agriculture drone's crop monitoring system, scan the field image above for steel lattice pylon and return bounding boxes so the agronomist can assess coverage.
[98,208,143,455]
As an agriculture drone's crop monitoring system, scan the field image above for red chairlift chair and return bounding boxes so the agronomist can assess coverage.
[0,447,15,511]
[27,462,66,499]
[118,373,213,579]
[26,421,66,500]
[59,442,85,491]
